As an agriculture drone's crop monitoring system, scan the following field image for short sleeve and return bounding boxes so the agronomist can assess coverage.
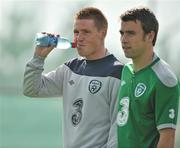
[155,81,179,130]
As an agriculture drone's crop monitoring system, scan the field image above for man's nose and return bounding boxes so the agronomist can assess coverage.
[121,34,128,43]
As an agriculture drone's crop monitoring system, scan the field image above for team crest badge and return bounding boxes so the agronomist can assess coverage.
[89,80,102,94]
[134,83,146,97]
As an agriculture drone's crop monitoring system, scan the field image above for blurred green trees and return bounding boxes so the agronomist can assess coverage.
[0,1,179,148]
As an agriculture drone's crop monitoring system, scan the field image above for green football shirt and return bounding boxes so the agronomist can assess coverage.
[117,55,179,148]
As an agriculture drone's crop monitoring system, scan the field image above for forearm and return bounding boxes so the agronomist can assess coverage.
[23,55,64,98]
[23,55,45,97]
[157,128,175,148]
[23,33,61,97]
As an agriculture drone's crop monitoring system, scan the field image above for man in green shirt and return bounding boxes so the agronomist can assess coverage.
[117,6,179,148]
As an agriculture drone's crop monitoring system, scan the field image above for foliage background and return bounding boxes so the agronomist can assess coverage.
[0,0,180,147]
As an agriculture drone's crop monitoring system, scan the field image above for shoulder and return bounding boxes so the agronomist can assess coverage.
[105,55,124,79]
[109,55,124,68]
[65,55,124,79]
[65,57,85,65]
[151,59,178,87]
[121,62,133,74]
[64,57,85,69]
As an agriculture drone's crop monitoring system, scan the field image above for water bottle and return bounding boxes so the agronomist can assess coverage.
[35,33,76,49]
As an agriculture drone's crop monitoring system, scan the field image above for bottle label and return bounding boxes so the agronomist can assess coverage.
[35,33,58,47]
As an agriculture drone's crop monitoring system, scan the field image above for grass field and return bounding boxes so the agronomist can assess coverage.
[0,95,63,148]
[0,95,180,148]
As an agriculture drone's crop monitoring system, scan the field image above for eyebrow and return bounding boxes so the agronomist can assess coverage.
[74,28,91,33]
[119,30,136,35]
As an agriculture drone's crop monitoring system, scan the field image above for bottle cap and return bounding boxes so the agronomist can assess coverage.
[71,42,77,48]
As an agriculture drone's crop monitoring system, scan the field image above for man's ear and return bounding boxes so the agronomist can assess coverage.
[100,28,107,39]
[147,31,155,43]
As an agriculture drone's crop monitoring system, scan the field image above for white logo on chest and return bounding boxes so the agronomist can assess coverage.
[134,83,146,97]
[121,80,126,86]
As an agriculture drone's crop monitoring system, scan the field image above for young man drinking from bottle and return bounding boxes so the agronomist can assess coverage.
[23,7,123,148]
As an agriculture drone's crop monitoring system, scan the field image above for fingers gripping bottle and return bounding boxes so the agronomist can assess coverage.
[35,32,76,49]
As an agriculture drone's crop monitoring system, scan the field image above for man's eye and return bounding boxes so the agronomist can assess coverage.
[119,31,124,35]
[127,31,135,35]
[84,30,90,34]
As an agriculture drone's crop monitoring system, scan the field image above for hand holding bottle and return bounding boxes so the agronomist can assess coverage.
[34,32,76,58]
[34,32,58,57]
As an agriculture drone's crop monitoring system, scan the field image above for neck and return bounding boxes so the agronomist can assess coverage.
[132,51,154,72]
[86,47,108,60]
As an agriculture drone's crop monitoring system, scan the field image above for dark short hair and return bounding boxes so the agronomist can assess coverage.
[75,7,108,31]
[120,6,159,46]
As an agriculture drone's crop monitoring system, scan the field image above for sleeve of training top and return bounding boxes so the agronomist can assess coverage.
[107,78,121,148]
[155,79,179,130]
[23,55,64,98]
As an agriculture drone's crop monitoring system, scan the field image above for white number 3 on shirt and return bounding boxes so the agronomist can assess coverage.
[169,108,175,119]
[117,97,129,126]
